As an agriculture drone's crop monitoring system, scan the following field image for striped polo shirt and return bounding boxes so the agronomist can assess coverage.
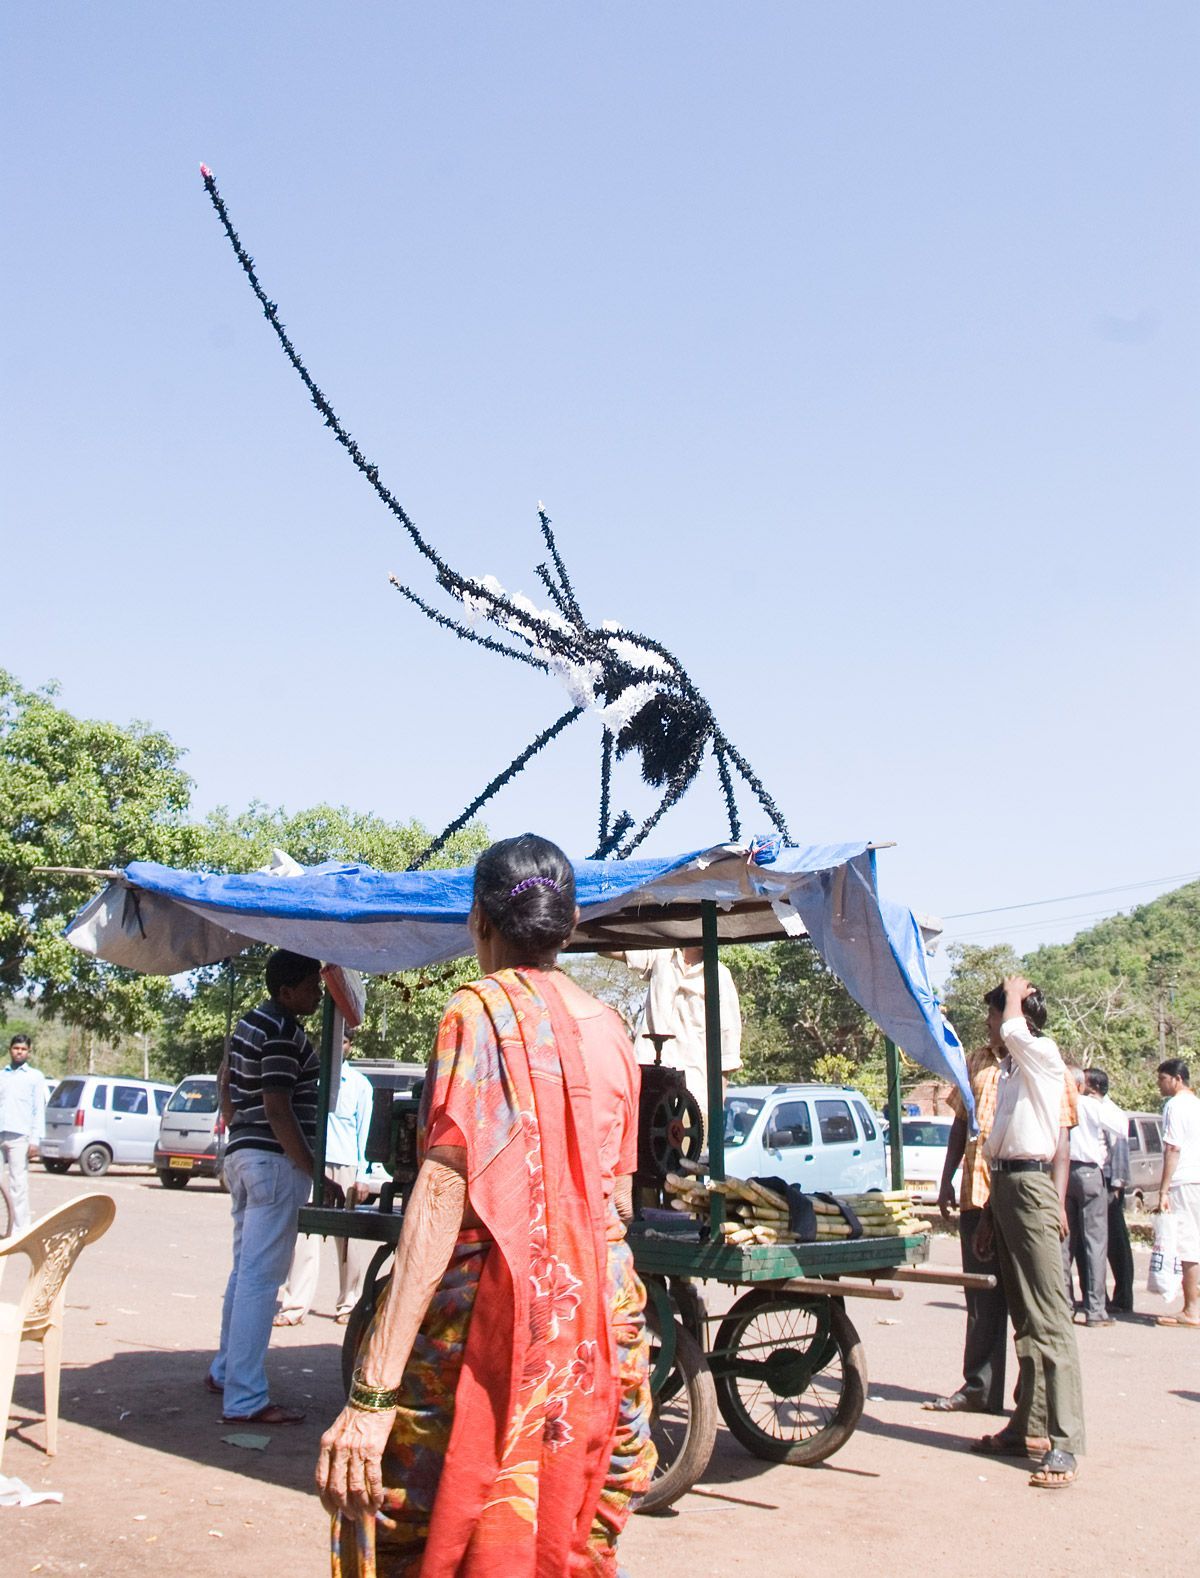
[225,998,320,1157]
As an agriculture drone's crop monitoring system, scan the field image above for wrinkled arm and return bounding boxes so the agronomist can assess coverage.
[316,1148,467,1518]
[615,1173,634,1222]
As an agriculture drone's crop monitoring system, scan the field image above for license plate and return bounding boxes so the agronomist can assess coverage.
[168,1156,195,1170]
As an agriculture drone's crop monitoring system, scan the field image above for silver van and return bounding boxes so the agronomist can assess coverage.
[42,1075,175,1176]
[155,1074,226,1189]
[1126,1110,1165,1209]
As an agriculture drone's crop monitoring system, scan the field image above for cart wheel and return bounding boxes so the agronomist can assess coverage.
[712,1291,866,1465]
[638,1305,718,1514]
[340,1248,395,1394]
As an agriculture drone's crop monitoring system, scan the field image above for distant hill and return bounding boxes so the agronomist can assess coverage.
[1022,880,1200,1109]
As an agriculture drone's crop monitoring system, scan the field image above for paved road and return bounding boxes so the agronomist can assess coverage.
[3,1167,1197,1576]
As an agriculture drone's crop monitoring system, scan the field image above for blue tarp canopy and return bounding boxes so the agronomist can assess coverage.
[66,840,971,1113]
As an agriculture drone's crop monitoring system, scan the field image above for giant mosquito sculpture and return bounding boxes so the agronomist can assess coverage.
[200,168,790,868]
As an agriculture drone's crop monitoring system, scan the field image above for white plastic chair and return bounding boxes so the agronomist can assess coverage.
[0,1192,116,1466]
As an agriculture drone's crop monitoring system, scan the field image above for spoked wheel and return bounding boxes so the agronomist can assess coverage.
[637,1300,718,1514]
[713,1291,866,1465]
[641,1086,705,1179]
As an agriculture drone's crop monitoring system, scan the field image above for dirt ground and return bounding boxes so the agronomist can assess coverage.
[3,1168,1198,1578]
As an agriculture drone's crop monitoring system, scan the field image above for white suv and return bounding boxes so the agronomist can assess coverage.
[722,1083,887,1195]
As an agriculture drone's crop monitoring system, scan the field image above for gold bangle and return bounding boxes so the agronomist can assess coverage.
[349,1371,401,1411]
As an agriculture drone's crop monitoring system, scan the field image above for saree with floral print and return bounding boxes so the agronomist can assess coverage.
[331,968,640,1578]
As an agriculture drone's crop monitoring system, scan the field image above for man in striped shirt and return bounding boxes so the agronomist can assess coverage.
[207,950,323,1425]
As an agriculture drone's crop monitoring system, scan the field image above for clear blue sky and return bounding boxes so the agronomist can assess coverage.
[3,3,1197,966]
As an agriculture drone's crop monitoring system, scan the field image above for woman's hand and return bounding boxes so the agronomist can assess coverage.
[315,1404,396,1518]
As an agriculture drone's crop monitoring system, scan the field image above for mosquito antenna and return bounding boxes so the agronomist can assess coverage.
[388,577,549,672]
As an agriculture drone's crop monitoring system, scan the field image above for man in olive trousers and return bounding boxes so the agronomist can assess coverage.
[975,977,1085,1490]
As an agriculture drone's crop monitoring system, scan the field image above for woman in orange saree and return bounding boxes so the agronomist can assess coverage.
[317,834,655,1576]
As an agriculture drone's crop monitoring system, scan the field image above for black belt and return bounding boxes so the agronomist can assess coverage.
[991,1159,1051,1174]
[1069,1160,1100,1170]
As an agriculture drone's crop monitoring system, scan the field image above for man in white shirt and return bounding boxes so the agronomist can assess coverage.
[974,977,1084,1490]
[0,1034,49,1235]
[612,948,742,1114]
[1154,1057,1200,1329]
[275,1031,375,1326]
[1062,1066,1126,1326]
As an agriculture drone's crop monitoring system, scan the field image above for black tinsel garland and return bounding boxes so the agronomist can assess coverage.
[200,166,794,863]
[407,706,584,871]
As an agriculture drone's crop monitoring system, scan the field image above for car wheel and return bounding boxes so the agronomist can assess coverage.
[78,1143,112,1178]
[158,1169,190,1189]
[42,1159,71,1175]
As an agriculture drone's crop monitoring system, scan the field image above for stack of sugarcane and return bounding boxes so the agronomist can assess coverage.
[814,1191,925,1239]
[665,1173,797,1244]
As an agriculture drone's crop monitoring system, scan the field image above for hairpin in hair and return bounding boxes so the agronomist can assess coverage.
[509,877,561,897]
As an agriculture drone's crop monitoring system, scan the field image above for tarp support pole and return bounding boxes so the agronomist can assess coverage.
[885,1035,905,1191]
[702,899,725,1236]
[312,992,336,1205]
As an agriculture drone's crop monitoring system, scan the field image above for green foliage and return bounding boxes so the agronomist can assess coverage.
[724,941,888,1107]
[154,807,490,1083]
[0,670,202,1038]
[1021,884,1200,1110]
[942,885,1200,1111]
[941,942,1021,1053]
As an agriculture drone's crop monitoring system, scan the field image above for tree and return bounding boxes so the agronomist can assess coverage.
[0,671,203,1042]
[724,941,889,1107]
[154,805,489,1082]
[941,942,1021,1053]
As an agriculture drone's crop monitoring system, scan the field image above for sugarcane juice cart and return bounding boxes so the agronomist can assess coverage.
[66,840,978,1512]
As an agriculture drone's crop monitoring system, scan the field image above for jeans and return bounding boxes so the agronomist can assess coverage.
[277,1163,367,1320]
[0,1134,32,1235]
[212,1148,311,1416]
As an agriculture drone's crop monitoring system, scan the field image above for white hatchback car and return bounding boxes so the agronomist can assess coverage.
[722,1084,888,1195]
[887,1114,961,1202]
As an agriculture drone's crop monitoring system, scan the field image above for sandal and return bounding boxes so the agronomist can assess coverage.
[221,1403,307,1425]
[923,1391,989,1413]
[971,1430,1051,1458]
[1029,1449,1078,1489]
[272,1312,304,1327]
[203,1372,223,1396]
[1155,1314,1200,1328]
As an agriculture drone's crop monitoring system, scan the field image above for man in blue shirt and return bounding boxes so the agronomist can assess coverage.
[0,1034,48,1235]
[275,1028,375,1326]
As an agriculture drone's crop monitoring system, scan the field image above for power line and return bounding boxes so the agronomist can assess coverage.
[946,905,1144,944]
[943,870,1200,921]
